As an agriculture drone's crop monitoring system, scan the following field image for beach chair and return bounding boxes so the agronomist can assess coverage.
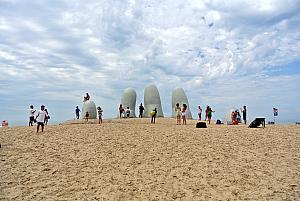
[249,117,265,128]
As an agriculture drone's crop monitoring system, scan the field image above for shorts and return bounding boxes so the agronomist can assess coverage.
[182,112,186,117]
[29,116,34,122]
[37,122,44,126]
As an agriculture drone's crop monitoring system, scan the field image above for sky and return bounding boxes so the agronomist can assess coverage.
[0,0,300,126]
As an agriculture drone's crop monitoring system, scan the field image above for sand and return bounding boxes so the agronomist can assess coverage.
[1,118,299,200]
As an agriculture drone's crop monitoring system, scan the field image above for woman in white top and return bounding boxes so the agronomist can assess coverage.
[175,103,181,125]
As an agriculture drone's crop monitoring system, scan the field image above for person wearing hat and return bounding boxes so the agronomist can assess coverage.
[35,105,48,133]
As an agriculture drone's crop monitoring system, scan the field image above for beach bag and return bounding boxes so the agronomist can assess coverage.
[196,122,207,128]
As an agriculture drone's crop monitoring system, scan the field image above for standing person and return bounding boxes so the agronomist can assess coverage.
[44,108,50,125]
[205,106,209,121]
[207,107,214,124]
[84,111,89,123]
[29,105,36,126]
[35,105,48,133]
[182,104,187,125]
[119,104,124,118]
[151,108,157,124]
[175,103,181,125]
[197,106,202,121]
[139,103,144,118]
[75,106,80,119]
[241,105,247,124]
[97,106,103,125]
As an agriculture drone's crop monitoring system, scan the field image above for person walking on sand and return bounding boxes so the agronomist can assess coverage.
[119,104,124,118]
[29,105,36,126]
[35,105,48,133]
[197,105,202,121]
[241,105,247,125]
[182,104,187,125]
[151,108,157,124]
[84,111,89,123]
[175,103,181,125]
[139,103,144,118]
[97,106,103,125]
[75,106,80,119]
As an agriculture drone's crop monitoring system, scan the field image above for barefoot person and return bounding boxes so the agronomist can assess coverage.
[83,93,90,102]
[44,108,50,125]
[175,103,181,125]
[182,104,187,125]
[84,111,89,123]
[97,106,103,125]
[207,106,214,124]
[151,108,157,124]
[75,106,80,119]
[35,105,48,133]
[241,105,247,124]
[29,105,36,126]
[119,104,124,118]
[139,103,144,118]
[197,106,202,121]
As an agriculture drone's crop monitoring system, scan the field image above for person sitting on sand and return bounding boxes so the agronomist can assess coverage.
[35,105,48,133]
[175,103,181,125]
[119,104,124,118]
[97,106,103,125]
[151,108,157,124]
[125,107,130,118]
[83,93,90,102]
[182,104,187,125]
[84,111,89,123]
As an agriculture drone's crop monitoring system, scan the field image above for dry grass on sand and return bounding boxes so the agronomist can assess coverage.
[1,118,300,200]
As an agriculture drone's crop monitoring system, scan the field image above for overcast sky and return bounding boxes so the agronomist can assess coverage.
[1,0,300,125]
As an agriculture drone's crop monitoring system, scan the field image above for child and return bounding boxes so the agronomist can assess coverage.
[35,105,48,133]
[97,107,103,125]
[175,103,181,125]
[85,111,89,123]
[182,104,187,125]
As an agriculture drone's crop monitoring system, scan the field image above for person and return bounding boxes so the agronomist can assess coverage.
[83,93,90,102]
[151,108,157,124]
[197,106,202,121]
[175,103,181,125]
[119,104,124,118]
[205,106,209,121]
[182,104,187,125]
[125,107,131,118]
[44,108,50,125]
[97,106,103,125]
[29,105,36,126]
[35,105,48,133]
[75,106,80,119]
[139,103,144,118]
[2,120,8,127]
[241,105,247,124]
[207,106,214,124]
[84,111,89,123]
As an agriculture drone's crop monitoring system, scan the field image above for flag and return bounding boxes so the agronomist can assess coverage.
[273,108,278,116]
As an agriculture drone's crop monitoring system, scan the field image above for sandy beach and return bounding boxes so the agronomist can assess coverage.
[1,118,299,200]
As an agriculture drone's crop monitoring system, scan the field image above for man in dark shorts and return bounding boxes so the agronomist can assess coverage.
[75,106,80,119]
[35,105,48,133]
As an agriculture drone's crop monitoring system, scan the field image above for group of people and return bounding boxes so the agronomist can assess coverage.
[196,105,214,124]
[28,105,50,132]
[175,103,188,125]
[75,105,103,125]
[118,104,131,118]
[229,106,247,125]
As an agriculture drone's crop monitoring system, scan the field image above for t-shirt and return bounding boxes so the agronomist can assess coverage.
[29,109,36,117]
[36,110,47,122]
[76,108,80,114]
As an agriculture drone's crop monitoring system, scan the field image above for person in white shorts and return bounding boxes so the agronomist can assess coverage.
[35,105,48,133]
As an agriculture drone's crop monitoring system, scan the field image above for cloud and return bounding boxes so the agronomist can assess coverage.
[0,0,299,124]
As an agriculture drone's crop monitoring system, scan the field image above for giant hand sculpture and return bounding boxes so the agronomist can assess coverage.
[144,84,164,117]
[121,88,137,117]
[172,87,193,119]
[82,100,97,119]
